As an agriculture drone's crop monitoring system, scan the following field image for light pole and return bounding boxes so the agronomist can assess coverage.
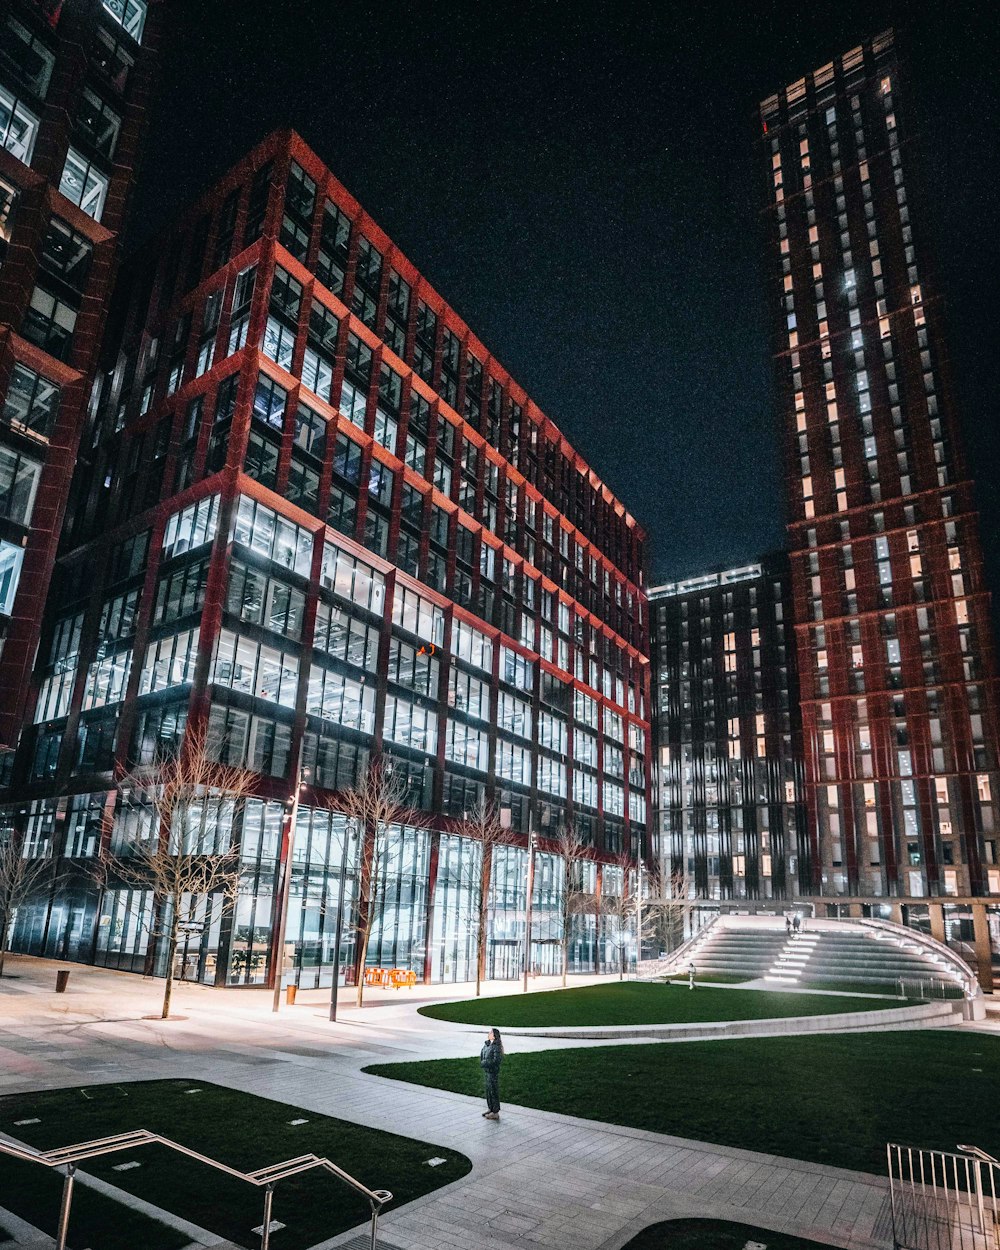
[271,757,304,1013]
[635,859,644,972]
[522,830,537,994]
[329,820,357,1023]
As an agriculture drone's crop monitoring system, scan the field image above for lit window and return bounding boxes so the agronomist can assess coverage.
[59,147,109,221]
[0,84,39,164]
[101,0,147,44]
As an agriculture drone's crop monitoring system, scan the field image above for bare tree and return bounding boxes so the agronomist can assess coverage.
[641,863,698,960]
[601,854,637,980]
[95,723,256,1019]
[448,796,513,997]
[337,757,427,1007]
[555,823,593,987]
[0,835,55,979]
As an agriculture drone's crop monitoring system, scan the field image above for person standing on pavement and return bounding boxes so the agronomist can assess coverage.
[480,1027,504,1120]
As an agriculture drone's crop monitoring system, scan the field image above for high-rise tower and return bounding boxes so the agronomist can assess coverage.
[759,30,1000,906]
[0,0,164,756]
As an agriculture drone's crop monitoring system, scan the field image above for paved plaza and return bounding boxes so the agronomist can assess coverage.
[0,957,959,1250]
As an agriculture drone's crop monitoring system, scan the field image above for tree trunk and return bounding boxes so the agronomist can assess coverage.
[561,930,568,987]
[476,885,487,998]
[0,935,8,979]
[161,928,178,1019]
[355,910,370,1008]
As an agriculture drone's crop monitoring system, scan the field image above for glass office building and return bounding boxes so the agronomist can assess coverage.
[651,556,807,903]
[3,130,651,986]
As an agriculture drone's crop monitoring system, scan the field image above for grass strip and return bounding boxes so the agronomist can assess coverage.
[418,981,912,1027]
[366,1030,1000,1174]
[0,1080,471,1250]
[624,1217,832,1248]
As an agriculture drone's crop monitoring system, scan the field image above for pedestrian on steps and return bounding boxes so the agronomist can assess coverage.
[480,1027,504,1120]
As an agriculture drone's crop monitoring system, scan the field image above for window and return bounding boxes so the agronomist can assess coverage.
[0,445,42,525]
[313,602,378,670]
[243,161,273,246]
[453,618,493,671]
[59,147,108,221]
[212,629,299,706]
[232,495,312,575]
[226,563,305,639]
[3,362,59,438]
[262,316,295,371]
[392,583,445,644]
[162,495,219,559]
[320,540,385,613]
[383,694,437,754]
[0,16,55,98]
[317,200,351,295]
[387,637,440,698]
[94,25,134,93]
[75,88,121,158]
[154,557,209,625]
[0,84,39,163]
[252,373,287,430]
[0,538,24,615]
[139,629,200,694]
[41,218,93,294]
[293,403,327,460]
[305,665,376,734]
[285,161,316,223]
[22,286,77,360]
[101,0,148,43]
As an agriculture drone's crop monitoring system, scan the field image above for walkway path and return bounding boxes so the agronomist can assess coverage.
[0,957,910,1249]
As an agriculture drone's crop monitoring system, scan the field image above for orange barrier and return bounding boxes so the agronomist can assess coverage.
[362,967,416,989]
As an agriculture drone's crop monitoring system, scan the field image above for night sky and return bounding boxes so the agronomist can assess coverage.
[131,1,1000,587]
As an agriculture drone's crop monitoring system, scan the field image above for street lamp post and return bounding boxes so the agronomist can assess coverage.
[635,859,644,972]
[522,831,537,994]
[329,820,357,1023]
[271,758,304,1014]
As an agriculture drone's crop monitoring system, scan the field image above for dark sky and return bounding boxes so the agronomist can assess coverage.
[132,0,1000,587]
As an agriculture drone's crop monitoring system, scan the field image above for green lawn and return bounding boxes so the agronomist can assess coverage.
[0,1081,471,1250]
[365,1030,1000,1174]
[418,981,911,1027]
[624,1218,830,1248]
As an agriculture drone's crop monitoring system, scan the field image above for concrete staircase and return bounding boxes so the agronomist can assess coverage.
[689,916,967,995]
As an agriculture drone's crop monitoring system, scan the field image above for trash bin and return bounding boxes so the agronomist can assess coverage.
[285,984,297,1006]
[55,970,70,993]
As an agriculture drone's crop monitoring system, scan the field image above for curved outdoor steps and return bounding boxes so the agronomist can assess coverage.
[487,998,959,1042]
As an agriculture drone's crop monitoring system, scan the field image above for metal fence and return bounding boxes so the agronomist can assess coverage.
[887,1142,999,1249]
[0,1128,392,1250]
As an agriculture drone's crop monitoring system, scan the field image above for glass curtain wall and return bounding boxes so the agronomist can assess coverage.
[367,823,430,973]
[431,832,481,982]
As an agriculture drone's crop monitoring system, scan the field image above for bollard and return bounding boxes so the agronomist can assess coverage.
[55,969,70,993]
[285,984,297,1006]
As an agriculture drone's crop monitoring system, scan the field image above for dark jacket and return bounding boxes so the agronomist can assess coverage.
[480,1039,503,1073]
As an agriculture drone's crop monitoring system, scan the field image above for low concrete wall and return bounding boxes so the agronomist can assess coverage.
[496,999,958,1042]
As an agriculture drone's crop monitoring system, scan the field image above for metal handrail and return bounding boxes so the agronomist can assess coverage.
[857,916,981,999]
[636,911,721,978]
[0,1128,393,1250]
[887,1140,999,1248]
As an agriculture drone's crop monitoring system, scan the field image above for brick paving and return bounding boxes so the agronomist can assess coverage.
[0,956,898,1249]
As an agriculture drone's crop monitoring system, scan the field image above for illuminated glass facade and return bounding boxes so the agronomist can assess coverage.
[4,130,651,986]
[651,557,808,901]
[760,31,1000,912]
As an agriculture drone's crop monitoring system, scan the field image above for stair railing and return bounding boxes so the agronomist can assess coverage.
[0,1129,392,1250]
[855,916,981,1000]
[636,911,721,979]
